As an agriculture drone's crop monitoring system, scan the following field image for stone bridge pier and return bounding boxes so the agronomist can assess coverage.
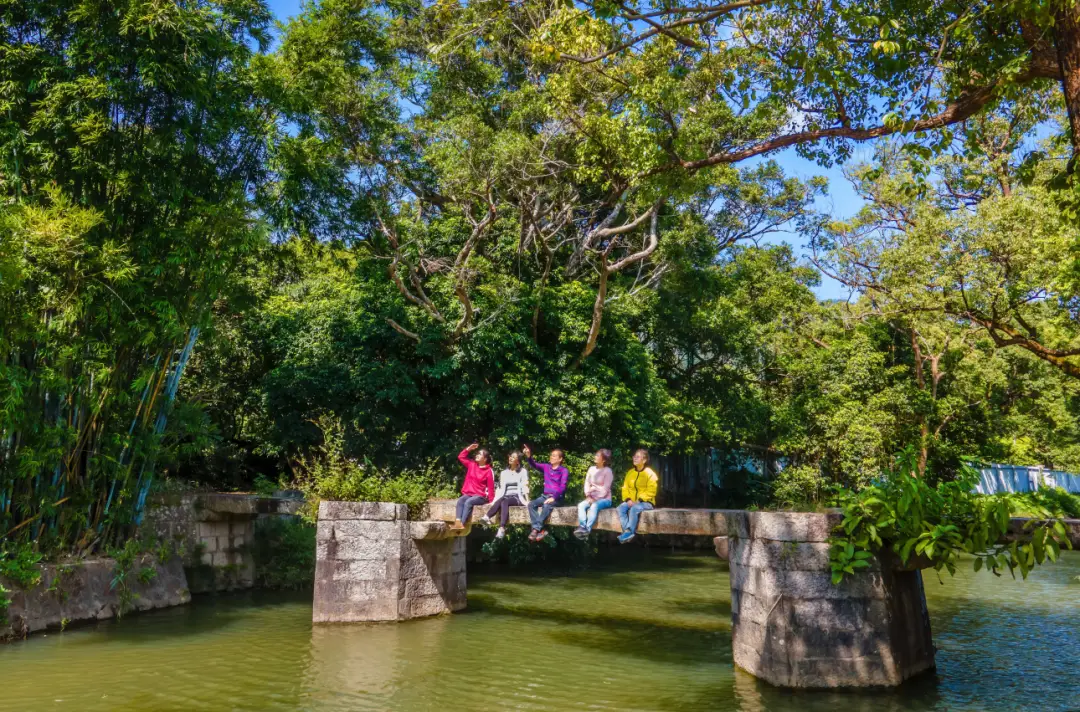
[312,501,935,688]
[313,502,467,622]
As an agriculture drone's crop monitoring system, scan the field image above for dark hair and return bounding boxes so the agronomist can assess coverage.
[634,448,649,463]
[475,448,492,466]
[508,450,523,467]
[596,448,612,467]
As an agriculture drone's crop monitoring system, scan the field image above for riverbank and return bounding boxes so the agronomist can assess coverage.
[0,555,188,640]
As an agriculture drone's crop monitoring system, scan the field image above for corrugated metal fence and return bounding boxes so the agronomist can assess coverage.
[972,464,1080,494]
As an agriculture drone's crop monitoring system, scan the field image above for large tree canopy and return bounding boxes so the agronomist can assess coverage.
[4,0,1080,546]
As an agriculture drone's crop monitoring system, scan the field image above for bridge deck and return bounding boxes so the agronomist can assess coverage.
[422,499,1080,548]
[423,499,828,538]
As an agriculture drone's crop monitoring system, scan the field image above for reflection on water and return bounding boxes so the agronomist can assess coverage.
[0,548,1077,711]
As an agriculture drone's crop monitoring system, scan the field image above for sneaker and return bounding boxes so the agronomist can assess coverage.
[618,532,635,544]
[479,515,492,526]
[528,529,539,542]
[573,527,589,540]
[536,529,549,542]
[496,527,506,539]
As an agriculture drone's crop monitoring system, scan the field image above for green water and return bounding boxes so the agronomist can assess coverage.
[1,550,1078,712]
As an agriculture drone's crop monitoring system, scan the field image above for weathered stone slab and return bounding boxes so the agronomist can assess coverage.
[318,501,406,522]
[408,521,468,540]
[729,539,837,571]
[746,511,841,543]
[425,499,740,536]
[713,536,729,561]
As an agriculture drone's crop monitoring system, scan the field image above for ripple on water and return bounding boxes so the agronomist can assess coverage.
[0,549,1077,711]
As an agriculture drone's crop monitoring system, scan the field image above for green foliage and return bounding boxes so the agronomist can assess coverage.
[830,449,1074,584]
[771,465,829,510]
[0,0,273,552]
[292,416,456,519]
[252,475,281,498]
[998,488,1080,519]
[0,543,44,589]
[3,0,1080,534]
[0,583,10,626]
[108,539,146,617]
[0,543,39,629]
[250,517,316,589]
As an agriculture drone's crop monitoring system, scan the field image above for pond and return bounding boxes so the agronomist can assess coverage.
[0,548,1077,711]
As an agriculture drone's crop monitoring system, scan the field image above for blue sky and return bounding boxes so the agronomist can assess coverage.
[264,0,860,300]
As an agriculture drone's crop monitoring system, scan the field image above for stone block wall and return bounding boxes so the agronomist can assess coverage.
[313,501,466,623]
[143,493,302,593]
[727,511,935,688]
[193,517,255,590]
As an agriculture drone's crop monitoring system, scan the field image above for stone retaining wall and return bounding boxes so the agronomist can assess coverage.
[313,502,466,623]
[1,555,189,641]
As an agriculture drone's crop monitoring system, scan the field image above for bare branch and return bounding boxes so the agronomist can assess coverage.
[386,318,421,343]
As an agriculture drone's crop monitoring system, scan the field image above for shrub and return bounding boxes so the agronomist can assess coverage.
[0,543,44,589]
[771,464,827,509]
[292,415,456,518]
[830,448,1073,584]
[999,487,1080,519]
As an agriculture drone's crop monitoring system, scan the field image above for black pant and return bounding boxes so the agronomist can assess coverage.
[486,494,526,527]
[456,495,487,523]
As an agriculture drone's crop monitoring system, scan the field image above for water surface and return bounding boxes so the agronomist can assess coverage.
[0,549,1077,711]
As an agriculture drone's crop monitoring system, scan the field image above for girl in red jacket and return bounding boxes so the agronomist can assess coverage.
[451,443,495,530]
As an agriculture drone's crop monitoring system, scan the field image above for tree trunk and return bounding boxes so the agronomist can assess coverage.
[1053,0,1080,170]
[909,328,929,478]
[572,260,609,369]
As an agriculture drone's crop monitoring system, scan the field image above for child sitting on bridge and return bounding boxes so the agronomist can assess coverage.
[617,449,659,544]
[450,443,494,530]
[522,445,568,542]
[479,450,530,539]
[573,449,614,539]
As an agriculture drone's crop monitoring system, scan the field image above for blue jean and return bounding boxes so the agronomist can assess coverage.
[577,498,613,531]
[455,495,487,523]
[528,495,559,530]
[617,501,653,534]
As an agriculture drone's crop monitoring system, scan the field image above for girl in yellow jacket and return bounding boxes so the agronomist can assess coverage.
[616,449,659,543]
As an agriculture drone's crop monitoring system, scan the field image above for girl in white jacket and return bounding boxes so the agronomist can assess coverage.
[480,451,530,538]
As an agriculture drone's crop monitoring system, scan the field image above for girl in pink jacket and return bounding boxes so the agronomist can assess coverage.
[573,449,614,539]
[451,443,495,529]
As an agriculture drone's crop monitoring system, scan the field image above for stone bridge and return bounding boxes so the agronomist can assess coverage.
[313,499,1080,689]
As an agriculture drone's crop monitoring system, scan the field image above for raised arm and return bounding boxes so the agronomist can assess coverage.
[458,443,478,467]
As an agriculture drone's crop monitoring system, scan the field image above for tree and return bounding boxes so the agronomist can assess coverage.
[0,0,272,551]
